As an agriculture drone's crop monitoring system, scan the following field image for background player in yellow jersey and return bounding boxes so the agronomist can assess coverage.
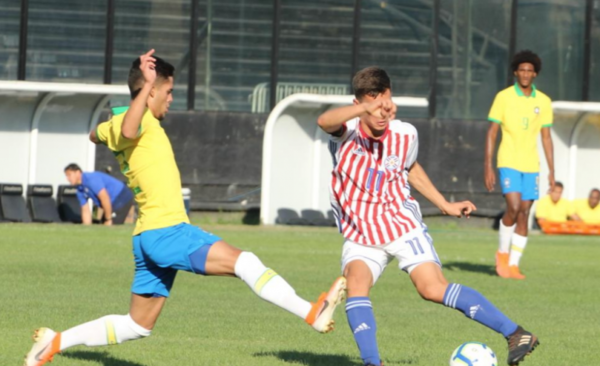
[24,50,346,366]
[535,182,571,224]
[571,188,600,224]
[484,50,555,280]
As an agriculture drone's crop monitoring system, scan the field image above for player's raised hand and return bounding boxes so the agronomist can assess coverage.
[364,99,397,120]
[139,49,157,85]
[442,201,477,218]
[484,165,496,192]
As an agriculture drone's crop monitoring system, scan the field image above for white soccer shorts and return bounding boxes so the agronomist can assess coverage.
[341,227,441,284]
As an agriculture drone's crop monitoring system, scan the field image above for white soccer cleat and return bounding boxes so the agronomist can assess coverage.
[306,277,347,333]
[24,328,60,366]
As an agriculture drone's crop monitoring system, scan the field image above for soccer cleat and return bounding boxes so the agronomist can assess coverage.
[495,251,510,278]
[506,326,539,365]
[509,265,526,280]
[305,276,347,333]
[23,328,61,366]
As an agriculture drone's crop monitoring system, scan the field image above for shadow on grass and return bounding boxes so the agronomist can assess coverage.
[444,261,496,276]
[254,351,361,366]
[254,350,418,366]
[62,350,146,366]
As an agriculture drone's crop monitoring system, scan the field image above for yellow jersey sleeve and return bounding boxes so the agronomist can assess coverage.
[95,112,148,153]
[488,92,505,124]
[540,96,553,128]
[95,120,110,146]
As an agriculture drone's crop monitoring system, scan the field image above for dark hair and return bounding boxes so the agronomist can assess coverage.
[64,163,82,172]
[352,67,391,100]
[554,181,564,189]
[511,50,542,74]
[591,188,600,195]
[128,55,175,99]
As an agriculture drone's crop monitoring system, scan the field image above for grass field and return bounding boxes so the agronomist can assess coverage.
[1,218,599,365]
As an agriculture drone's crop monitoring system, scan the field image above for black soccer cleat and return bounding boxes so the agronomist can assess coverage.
[506,326,539,365]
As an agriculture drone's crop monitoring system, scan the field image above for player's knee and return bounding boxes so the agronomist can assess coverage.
[416,283,445,303]
[344,261,373,296]
[346,274,371,296]
[506,203,520,217]
[518,207,531,217]
[234,251,264,279]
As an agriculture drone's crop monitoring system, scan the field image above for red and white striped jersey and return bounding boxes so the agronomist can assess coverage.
[328,118,423,246]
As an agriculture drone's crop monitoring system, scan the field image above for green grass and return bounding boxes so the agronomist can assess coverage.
[1,221,599,365]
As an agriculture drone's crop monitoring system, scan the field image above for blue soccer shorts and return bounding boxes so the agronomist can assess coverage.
[498,167,539,201]
[131,223,221,297]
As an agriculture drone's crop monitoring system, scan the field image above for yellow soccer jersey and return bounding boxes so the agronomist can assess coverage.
[96,108,189,235]
[488,83,553,173]
[535,195,571,222]
[571,199,600,224]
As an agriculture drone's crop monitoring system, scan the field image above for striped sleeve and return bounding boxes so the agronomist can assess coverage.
[406,125,419,168]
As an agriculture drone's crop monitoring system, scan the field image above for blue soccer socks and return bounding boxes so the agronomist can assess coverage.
[346,297,381,365]
[444,283,518,337]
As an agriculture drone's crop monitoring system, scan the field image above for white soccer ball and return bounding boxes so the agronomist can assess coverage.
[449,342,498,366]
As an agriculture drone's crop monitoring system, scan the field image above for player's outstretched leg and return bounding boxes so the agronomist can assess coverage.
[24,295,162,366]
[344,260,382,366]
[24,315,152,366]
[410,263,539,365]
[206,241,346,333]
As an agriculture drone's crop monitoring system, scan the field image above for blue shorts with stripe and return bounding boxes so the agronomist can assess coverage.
[131,223,221,297]
[498,167,539,201]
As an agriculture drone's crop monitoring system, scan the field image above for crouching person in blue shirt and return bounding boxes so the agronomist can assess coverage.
[64,163,134,225]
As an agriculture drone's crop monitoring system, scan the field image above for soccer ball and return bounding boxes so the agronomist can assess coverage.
[449,342,498,366]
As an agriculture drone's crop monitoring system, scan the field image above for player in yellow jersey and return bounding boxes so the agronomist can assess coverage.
[24,50,346,366]
[484,50,555,280]
[535,182,571,224]
[535,182,571,225]
[571,188,600,224]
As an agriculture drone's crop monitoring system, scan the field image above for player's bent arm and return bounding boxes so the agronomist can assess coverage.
[408,162,449,212]
[122,49,156,139]
[484,122,500,191]
[97,188,113,225]
[122,83,152,139]
[317,104,368,133]
[541,127,555,187]
[81,204,92,225]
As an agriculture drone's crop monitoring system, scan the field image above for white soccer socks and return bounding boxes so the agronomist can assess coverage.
[60,314,151,350]
[509,234,528,267]
[234,251,312,319]
[499,221,516,253]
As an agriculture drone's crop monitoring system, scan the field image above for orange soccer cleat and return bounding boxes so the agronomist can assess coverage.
[495,251,510,278]
[23,328,61,366]
[305,277,347,333]
[509,265,526,280]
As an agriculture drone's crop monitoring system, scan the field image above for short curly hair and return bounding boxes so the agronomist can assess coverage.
[511,50,542,74]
